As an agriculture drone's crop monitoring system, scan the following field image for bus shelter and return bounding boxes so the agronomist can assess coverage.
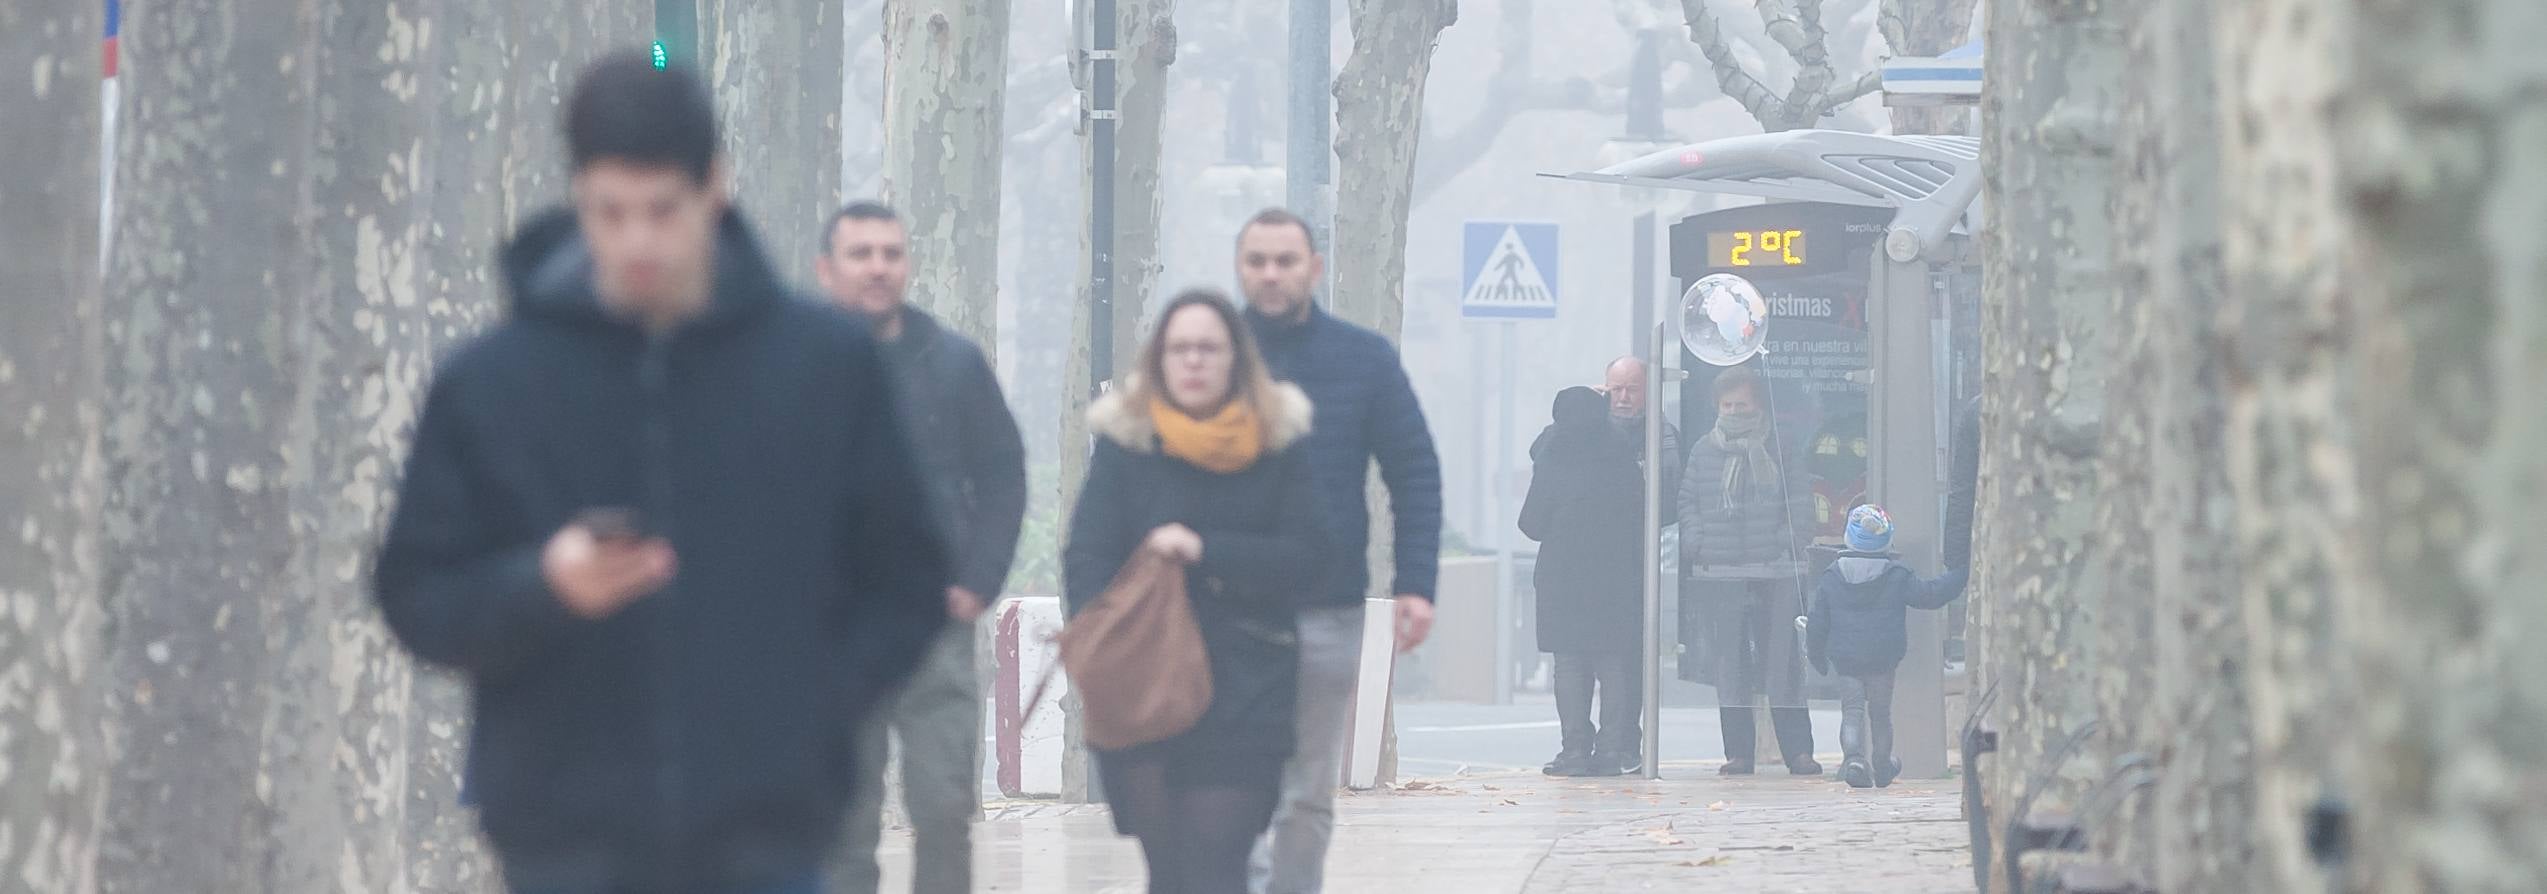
[1545,129,1984,780]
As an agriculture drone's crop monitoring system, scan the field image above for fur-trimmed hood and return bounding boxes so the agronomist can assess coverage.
[1087,377,1315,454]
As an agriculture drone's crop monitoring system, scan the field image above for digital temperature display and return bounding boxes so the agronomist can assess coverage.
[1707,229,1808,268]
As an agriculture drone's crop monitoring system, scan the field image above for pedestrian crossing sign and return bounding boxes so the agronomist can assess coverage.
[1461,220,1559,320]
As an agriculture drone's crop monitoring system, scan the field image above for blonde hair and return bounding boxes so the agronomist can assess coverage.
[1126,288,1285,428]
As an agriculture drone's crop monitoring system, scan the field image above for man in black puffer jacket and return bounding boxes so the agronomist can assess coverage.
[1235,208,1444,894]
[372,54,947,894]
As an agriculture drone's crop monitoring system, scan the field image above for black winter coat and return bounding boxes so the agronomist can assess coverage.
[1246,304,1443,606]
[879,307,1028,600]
[1063,385,1326,765]
[1805,554,1968,677]
[372,208,949,892]
[1519,388,1645,654]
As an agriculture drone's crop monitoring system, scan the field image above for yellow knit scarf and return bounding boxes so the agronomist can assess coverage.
[1149,396,1266,473]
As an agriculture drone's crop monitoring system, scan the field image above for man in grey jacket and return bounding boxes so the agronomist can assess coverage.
[818,202,1028,894]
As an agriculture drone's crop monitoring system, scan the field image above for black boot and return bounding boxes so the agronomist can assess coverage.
[1772,706,1821,775]
[1543,749,1594,777]
[1718,707,1758,775]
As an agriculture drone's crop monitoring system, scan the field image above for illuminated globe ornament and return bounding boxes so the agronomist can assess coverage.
[1679,273,1771,366]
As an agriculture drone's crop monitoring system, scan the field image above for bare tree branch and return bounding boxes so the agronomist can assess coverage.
[1680,0,1793,125]
[1757,0,1817,66]
[1781,0,1839,120]
[1826,67,1885,110]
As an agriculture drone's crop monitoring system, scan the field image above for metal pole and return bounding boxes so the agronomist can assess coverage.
[1871,250,1950,779]
[1287,0,1332,273]
[1631,212,1656,357]
[1641,322,1666,779]
[1491,322,1516,704]
[1089,0,1118,395]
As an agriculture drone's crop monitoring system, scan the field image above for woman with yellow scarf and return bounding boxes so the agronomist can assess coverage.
[1065,288,1323,893]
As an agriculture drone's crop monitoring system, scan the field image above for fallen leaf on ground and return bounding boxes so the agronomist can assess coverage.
[1499,798,1519,806]
[1675,856,1731,868]
[1707,800,1731,810]
[1640,827,1686,846]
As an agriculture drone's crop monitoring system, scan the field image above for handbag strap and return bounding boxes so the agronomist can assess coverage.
[1020,638,1063,730]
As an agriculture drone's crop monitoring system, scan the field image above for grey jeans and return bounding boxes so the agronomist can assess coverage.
[1839,669,1897,772]
[830,625,981,894]
[1248,605,1367,894]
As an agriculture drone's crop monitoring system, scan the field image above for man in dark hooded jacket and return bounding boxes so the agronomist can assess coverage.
[371,53,948,894]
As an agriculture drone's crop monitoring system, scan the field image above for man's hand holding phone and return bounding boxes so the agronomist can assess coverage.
[544,508,676,619]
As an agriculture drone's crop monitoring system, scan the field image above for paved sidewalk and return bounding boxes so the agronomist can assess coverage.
[876,761,1973,892]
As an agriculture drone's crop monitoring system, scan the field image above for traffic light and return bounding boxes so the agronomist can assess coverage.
[653,0,695,69]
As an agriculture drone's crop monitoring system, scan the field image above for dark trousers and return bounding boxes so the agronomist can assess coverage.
[1553,651,1642,758]
[1718,706,1817,765]
[1839,670,1898,771]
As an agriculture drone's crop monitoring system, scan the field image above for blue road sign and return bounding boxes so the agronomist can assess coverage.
[1461,220,1559,320]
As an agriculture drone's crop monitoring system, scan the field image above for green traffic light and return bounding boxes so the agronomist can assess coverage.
[651,41,669,69]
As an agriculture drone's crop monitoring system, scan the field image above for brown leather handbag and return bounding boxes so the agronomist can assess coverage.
[1026,549,1214,751]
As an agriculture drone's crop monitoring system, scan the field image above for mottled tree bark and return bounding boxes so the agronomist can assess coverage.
[1973,0,2121,887]
[97,4,323,888]
[704,0,847,281]
[2093,0,2252,886]
[883,0,1012,345]
[242,5,463,888]
[98,3,645,890]
[1329,0,1455,338]
[0,3,107,891]
[2221,0,2547,889]
[842,0,890,200]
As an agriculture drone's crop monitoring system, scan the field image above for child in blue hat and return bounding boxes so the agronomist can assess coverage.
[1805,504,1969,788]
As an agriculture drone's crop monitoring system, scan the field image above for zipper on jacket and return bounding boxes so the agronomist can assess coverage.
[636,332,689,856]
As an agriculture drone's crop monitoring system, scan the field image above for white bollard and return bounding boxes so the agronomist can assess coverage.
[992,596,1068,798]
[1342,597,1399,789]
